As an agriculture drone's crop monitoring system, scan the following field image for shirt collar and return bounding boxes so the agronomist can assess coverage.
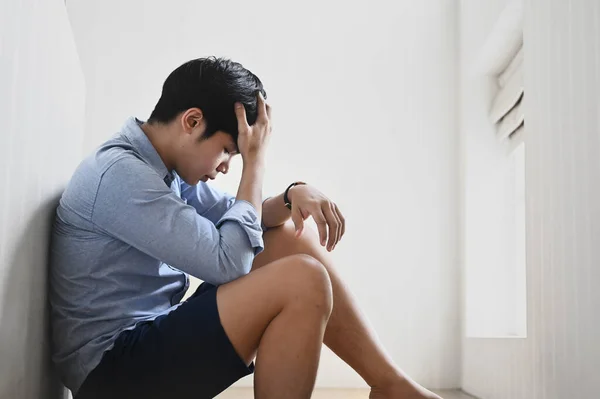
[121,117,174,185]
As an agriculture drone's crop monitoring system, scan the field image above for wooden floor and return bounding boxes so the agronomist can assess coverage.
[216,388,477,399]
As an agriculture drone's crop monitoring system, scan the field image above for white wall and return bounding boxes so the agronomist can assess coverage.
[0,0,85,398]
[67,0,461,389]
[526,2,600,396]
[458,2,529,396]
[459,0,526,340]
[461,1,600,398]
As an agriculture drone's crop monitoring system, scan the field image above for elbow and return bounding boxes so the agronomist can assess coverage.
[211,220,264,285]
[214,250,254,285]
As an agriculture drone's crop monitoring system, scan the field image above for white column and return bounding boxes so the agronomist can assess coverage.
[525,1,600,398]
[0,0,85,398]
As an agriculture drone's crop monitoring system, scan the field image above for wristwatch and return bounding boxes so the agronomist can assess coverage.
[283,181,306,210]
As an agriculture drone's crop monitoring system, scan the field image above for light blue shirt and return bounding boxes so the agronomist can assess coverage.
[49,117,265,394]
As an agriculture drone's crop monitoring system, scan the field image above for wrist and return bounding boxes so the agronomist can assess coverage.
[242,156,265,171]
[242,150,266,164]
[288,186,298,204]
[287,185,300,202]
[283,181,306,209]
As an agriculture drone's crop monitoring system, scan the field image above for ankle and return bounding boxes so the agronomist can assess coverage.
[369,367,408,389]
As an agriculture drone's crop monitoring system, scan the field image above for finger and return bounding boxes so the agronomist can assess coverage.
[256,91,269,124]
[323,204,340,251]
[265,102,272,121]
[234,102,250,132]
[311,209,328,247]
[301,207,310,221]
[334,203,346,240]
[291,205,305,237]
[329,203,342,250]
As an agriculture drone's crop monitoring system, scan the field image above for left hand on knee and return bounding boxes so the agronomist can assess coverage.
[287,185,346,252]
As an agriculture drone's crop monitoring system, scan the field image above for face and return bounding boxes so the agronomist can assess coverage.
[174,110,239,185]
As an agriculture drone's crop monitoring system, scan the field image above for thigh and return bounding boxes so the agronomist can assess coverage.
[76,283,252,399]
[216,253,328,365]
[253,220,328,270]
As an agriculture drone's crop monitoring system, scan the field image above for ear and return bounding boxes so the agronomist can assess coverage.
[180,108,204,134]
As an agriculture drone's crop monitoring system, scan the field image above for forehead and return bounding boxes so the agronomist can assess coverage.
[211,131,237,149]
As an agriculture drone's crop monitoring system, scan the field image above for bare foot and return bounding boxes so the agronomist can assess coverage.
[369,376,443,399]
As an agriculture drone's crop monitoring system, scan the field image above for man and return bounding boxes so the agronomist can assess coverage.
[49,57,442,399]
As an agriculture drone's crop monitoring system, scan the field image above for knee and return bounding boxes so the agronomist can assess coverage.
[266,220,322,252]
[280,254,333,316]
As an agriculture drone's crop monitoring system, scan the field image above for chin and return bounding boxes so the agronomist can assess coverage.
[179,174,201,186]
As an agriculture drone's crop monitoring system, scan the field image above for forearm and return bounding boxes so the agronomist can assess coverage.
[236,159,265,219]
[262,192,291,228]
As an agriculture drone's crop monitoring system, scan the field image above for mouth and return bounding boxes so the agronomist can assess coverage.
[201,175,216,183]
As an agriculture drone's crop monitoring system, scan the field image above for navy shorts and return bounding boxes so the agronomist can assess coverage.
[76,282,254,399]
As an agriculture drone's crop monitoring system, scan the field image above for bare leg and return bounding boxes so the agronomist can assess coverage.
[217,254,333,399]
[253,221,442,399]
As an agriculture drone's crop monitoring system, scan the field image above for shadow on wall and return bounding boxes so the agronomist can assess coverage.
[0,193,68,399]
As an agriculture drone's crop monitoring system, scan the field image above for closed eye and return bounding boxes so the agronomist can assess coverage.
[225,147,239,156]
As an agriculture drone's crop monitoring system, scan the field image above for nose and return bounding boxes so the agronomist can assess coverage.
[218,164,229,174]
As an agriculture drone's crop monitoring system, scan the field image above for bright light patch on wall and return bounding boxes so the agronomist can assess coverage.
[465,142,527,338]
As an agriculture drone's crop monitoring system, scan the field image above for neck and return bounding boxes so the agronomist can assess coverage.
[141,121,176,171]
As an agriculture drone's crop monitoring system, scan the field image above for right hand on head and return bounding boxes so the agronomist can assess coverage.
[234,92,272,163]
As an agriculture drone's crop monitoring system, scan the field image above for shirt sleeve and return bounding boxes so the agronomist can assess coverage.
[91,158,264,285]
[180,179,270,232]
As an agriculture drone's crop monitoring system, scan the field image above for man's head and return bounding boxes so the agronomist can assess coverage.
[144,57,266,184]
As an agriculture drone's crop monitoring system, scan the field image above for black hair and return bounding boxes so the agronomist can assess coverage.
[148,57,266,143]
